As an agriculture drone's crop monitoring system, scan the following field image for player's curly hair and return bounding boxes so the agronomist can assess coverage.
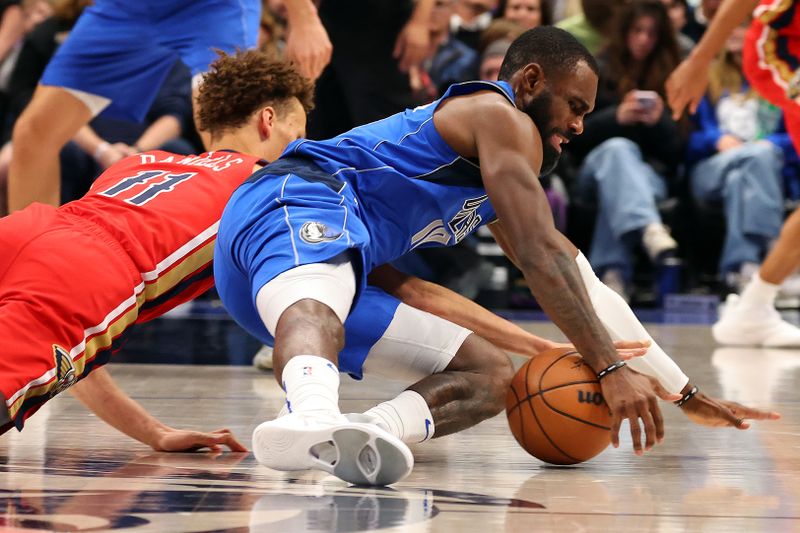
[197,50,314,136]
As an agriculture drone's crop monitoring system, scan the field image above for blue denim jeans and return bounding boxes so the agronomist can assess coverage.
[577,138,668,277]
[690,142,784,274]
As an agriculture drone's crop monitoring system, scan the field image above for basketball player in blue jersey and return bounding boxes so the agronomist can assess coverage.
[6,0,332,213]
[215,27,778,486]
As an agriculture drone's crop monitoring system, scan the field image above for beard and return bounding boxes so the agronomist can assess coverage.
[522,90,561,176]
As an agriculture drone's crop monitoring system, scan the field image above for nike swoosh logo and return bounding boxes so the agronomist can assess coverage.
[424,418,432,440]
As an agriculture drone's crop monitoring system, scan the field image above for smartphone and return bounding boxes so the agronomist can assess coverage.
[633,90,659,110]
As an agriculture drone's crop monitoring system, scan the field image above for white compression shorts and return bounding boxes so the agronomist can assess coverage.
[255,254,472,382]
[361,302,472,384]
[255,253,356,337]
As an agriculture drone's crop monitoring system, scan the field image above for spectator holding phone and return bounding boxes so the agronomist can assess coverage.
[566,0,684,301]
[685,23,798,293]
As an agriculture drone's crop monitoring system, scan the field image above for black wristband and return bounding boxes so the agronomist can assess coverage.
[597,360,626,380]
[675,386,699,407]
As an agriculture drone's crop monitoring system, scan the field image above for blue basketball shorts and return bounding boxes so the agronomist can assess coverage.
[215,158,393,377]
[41,0,260,122]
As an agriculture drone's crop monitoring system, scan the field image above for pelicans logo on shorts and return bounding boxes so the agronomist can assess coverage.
[52,344,77,394]
[299,221,342,244]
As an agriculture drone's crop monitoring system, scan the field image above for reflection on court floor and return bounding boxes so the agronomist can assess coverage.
[2,321,799,532]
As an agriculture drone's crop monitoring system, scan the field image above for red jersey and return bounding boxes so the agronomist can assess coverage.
[744,0,800,151]
[755,0,800,36]
[0,150,264,431]
[63,150,265,320]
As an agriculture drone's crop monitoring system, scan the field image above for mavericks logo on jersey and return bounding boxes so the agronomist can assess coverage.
[411,195,490,249]
[299,222,342,244]
[448,195,489,242]
[52,345,77,395]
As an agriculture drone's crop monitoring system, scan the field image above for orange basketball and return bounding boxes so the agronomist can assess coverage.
[505,347,612,465]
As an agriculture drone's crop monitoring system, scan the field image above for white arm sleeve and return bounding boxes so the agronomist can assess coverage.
[575,252,689,394]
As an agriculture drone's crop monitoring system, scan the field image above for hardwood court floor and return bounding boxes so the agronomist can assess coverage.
[2,321,800,532]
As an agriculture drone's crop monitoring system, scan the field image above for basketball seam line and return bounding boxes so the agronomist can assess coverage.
[535,352,581,463]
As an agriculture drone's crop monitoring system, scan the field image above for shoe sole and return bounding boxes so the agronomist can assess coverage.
[252,421,413,486]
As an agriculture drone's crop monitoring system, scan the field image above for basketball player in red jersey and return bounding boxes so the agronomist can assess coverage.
[667,0,800,348]
[0,50,654,451]
[0,51,312,446]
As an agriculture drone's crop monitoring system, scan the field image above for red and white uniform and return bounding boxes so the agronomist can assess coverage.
[0,150,265,432]
[744,0,800,151]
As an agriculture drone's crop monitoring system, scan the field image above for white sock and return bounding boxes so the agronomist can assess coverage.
[739,273,779,309]
[364,390,434,444]
[281,355,341,415]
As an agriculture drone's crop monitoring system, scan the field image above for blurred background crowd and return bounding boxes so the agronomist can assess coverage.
[0,0,796,310]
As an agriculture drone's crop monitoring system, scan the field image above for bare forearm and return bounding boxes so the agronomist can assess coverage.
[0,6,23,62]
[404,277,552,356]
[134,115,181,151]
[520,245,619,372]
[72,125,106,156]
[69,367,168,448]
[284,0,320,21]
[690,0,760,63]
[410,0,435,23]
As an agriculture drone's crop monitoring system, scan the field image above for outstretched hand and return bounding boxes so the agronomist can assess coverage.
[152,427,248,453]
[600,368,679,455]
[645,377,781,429]
[680,392,781,429]
[548,339,651,360]
[665,56,711,120]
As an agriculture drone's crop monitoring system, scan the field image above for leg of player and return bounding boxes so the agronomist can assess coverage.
[713,208,800,347]
[8,86,94,212]
[250,259,414,486]
[423,335,516,436]
[714,20,800,347]
[350,301,514,443]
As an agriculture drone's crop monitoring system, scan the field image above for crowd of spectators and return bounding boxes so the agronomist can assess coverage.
[1,0,797,308]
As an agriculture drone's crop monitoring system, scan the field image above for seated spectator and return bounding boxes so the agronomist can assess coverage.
[686,24,798,292]
[478,17,525,53]
[556,0,624,55]
[681,0,720,44]
[500,0,552,29]
[424,0,479,96]
[451,0,498,49]
[659,0,695,57]
[566,0,684,300]
[478,38,509,81]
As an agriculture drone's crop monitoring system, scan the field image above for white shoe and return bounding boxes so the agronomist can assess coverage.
[252,345,274,371]
[713,294,800,347]
[642,223,678,262]
[252,411,414,486]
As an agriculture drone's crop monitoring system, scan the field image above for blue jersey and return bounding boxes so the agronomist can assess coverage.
[215,80,515,376]
[282,79,514,268]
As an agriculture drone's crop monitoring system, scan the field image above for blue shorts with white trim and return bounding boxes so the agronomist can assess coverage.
[41,0,259,122]
[215,158,396,377]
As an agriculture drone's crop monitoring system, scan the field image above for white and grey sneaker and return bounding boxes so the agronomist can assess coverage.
[713,294,800,347]
[252,411,413,486]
